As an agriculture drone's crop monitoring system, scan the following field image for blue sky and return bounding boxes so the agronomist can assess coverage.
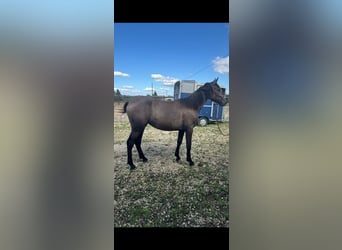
[114,23,229,96]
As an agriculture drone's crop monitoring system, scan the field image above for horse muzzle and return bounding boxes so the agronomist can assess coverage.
[220,98,229,106]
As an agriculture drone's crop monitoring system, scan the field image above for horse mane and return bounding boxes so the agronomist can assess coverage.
[180,83,211,110]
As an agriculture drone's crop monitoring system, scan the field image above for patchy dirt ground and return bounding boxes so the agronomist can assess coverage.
[114,105,229,227]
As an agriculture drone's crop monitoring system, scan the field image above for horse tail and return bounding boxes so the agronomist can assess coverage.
[122,101,129,113]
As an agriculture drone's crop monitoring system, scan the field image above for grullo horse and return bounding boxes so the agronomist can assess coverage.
[122,78,228,170]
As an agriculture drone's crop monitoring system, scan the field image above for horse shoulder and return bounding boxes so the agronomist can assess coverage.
[180,108,197,128]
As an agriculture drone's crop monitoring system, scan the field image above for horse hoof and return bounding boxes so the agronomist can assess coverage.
[129,164,136,170]
[142,158,148,162]
[176,157,180,162]
[189,161,194,166]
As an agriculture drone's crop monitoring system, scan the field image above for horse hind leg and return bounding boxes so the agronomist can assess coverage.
[126,134,136,170]
[127,130,142,170]
[127,127,148,170]
[135,130,148,162]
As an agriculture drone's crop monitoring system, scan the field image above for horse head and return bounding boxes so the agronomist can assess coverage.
[204,78,228,106]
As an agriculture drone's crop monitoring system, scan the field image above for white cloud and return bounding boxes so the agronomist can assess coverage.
[212,56,229,74]
[144,87,153,91]
[151,74,163,78]
[122,85,133,89]
[114,71,130,77]
[151,73,179,86]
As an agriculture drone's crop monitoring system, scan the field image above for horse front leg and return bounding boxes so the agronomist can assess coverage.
[175,130,185,161]
[185,128,194,166]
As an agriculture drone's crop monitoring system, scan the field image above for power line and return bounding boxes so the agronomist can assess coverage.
[183,62,213,79]
[184,54,229,79]
[151,81,153,96]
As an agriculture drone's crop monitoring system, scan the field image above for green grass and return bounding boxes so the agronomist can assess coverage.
[114,164,229,227]
[114,122,229,227]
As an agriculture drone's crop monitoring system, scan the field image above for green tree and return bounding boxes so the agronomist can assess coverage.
[114,89,123,101]
[152,91,158,96]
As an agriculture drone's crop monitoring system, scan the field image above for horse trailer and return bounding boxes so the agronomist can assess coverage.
[174,80,226,126]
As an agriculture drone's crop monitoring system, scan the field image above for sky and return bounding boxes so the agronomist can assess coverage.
[114,23,229,96]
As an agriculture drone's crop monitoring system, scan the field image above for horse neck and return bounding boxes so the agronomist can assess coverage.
[185,89,208,111]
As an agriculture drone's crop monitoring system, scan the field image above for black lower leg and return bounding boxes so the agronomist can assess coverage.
[127,136,136,170]
[135,132,147,162]
[175,130,184,161]
[186,129,194,166]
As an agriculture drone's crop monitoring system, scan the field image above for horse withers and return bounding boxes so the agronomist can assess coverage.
[122,78,228,170]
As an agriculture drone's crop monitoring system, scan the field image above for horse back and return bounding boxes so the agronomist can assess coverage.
[125,97,153,127]
[150,99,197,130]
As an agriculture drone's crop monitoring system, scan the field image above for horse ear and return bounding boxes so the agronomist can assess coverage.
[213,77,219,83]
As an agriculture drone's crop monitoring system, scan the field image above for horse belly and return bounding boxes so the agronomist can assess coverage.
[149,111,182,131]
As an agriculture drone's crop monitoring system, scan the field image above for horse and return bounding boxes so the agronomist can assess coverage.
[122,78,228,170]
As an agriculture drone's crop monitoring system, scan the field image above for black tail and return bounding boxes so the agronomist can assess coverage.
[122,102,129,113]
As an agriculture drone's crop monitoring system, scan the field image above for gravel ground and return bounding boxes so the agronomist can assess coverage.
[114,115,229,227]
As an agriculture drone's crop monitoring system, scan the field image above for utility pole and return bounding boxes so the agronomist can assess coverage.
[151,82,153,96]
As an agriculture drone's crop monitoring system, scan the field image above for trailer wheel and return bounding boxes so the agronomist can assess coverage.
[198,117,208,126]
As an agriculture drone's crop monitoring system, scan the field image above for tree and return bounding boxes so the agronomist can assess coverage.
[152,91,158,96]
[114,89,123,102]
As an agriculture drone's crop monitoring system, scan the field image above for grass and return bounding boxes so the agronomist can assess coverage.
[114,169,228,227]
[114,121,229,227]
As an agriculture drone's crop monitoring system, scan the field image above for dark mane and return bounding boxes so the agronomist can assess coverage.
[179,84,210,110]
